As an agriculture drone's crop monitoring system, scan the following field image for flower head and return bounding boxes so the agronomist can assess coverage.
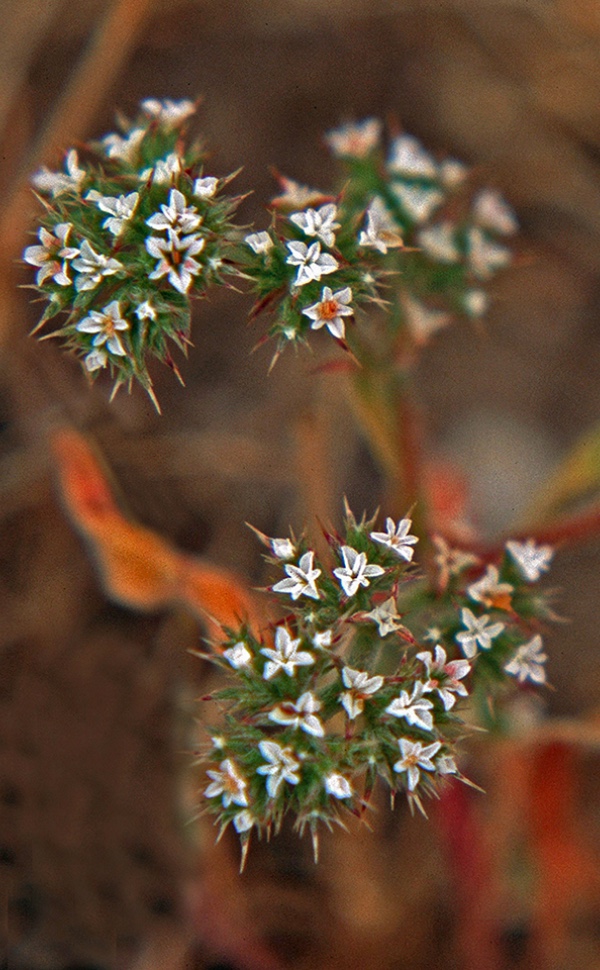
[269,691,324,737]
[455,607,505,658]
[333,545,385,597]
[257,740,301,797]
[205,759,249,807]
[302,286,353,339]
[260,626,315,680]
[370,517,418,561]
[272,551,321,601]
[393,738,442,791]
[506,540,553,583]
[504,635,547,685]
[290,204,340,248]
[285,240,339,287]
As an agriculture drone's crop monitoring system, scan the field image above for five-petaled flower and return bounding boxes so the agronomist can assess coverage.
[87,190,140,236]
[504,634,547,685]
[358,197,404,253]
[194,176,219,198]
[223,641,253,669]
[340,666,384,720]
[146,188,202,234]
[71,240,124,292]
[506,539,553,583]
[269,691,325,737]
[257,740,301,797]
[393,738,443,791]
[260,626,315,680]
[205,759,249,808]
[24,223,79,286]
[417,645,470,710]
[385,683,435,732]
[302,286,353,339]
[245,231,273,254]
[370,517,419,561]
[285,240,339,287]
[76,300,129,371]
[146,229,205,293]
[272,551,321,600]
[455,607,505,659]
[467,565,513,610]
[290,204,340,248]
[364,597,406,637]
[333,545,385,597]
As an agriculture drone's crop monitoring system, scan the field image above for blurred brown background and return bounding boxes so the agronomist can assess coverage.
[2,1,600,968]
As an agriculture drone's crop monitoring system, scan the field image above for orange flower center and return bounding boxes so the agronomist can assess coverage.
[320,299,340,320]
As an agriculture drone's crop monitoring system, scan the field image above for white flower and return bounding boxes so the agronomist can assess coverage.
[424,626,443,643]
[506,539,553,583]
[417,645,470,710]
[260,626,315,680]
[340,666,384,720]
[233,810,255,834]
[102,127,145,162]
[431,535,479,590]
[269,691,324,737]
[358,197,403,253]
[325,118,382,158]
[223,641,253,669]
[438,158,468,188]
[324,772,353,799]
[257,740,301,797]
[392,183,443,223]
[437,754,458,775]
[146,229,205,294]
[290,204,340,248]
[285,240,339,287]
[135,300,157,321]
[417,222,460,263]
[72,240,123,291]
[140,152,183,184]
[455,607,505,658]
[193,176,219,198]
[23,223,79,286]
[364,597,405,637]
[270,537,295,559]
[245,231,273,254]
[370,517,419,561]
[388,135,437,178]
[32,149,85,197]
[463,289,488,317]
[401,295,452,346]
[146,188,202,234]
[467,565,513,609]
[393,738,442,791]
[312,629,333,649]
[76,300,129,357]
[473,189,518,236]
[141,97,196,129]
[83,348,108,372]
[205,759,249,807]
[385,683,435,732]
[505,634,547,685]
[301,286,353,339]
[333,545,385,597]
[91,191,139,236]
[467,227,511,279]
[272,551,321,601]
[271,175,328,209]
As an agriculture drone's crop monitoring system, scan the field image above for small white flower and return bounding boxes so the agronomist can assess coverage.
[32,149,86,197]
[135,300,157,321]
[392,183,443,223]
[312,629,333,649]
[146,229,205,294]
[301,286,353,339]
[272,550,321,601]
[141,97,196,129]
[506,539,553,583]
[257,740,301,797]
[370,517,419,561]
[388,135,437,178]
[393,738,442,791]
[438,158,468,188]
[505,634,547,685]
[270,537,295,559]
[340,666,384,720]
[324,772,353,799]
[463,289,488,317]
[401,295,452,346]
[271,175,328,209]
[290,203,340,248]
[24,223,79,286]
[358,197,403,253]
[417,645,470,710]
[102,127,145,162]
[269,691,325,737]
[437,754,458,775]
[140,152,183,184]
[424,626,443,643]
[455,607,505,658]
[260,626,315,680]
[472,189,518,236]
[417,222,461,263]
[76,300,129,357]
[83,348,108,372]
[233,810,255,834]
[193,176,219,198]
[467,227,511,279]
[467,565,513,609]
[385,683,435,732]
[325,118,382,158]
[364,597,405,637]
[333,545,385,597]
[285,240,339,287]
[432,535,479,590]
[72,240,124,291]
[146,188,202,234]
[245,231,273,254]
[223,641,253,669]
[205,759,249,807]
[91,191,139,236]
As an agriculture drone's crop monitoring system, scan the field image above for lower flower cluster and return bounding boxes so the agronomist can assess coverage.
[199,509,554,865]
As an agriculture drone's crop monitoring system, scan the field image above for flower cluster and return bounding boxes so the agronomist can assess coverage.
[24,99,244,405]
[199,508,554,864]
